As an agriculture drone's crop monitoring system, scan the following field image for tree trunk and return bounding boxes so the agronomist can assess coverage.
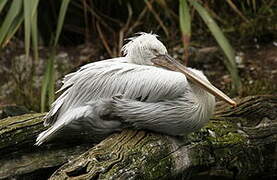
[0,95,276,179]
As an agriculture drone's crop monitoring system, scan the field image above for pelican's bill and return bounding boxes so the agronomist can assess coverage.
[152,54,237,107]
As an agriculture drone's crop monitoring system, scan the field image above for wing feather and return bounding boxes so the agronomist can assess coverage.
[44,57,188,126]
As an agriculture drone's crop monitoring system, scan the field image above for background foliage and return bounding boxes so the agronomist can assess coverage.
[0,0,276,111]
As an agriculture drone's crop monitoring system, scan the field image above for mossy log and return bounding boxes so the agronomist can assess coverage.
[0,95,276,179]
[0,113,92,179]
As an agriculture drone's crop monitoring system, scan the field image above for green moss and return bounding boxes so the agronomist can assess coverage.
[99,134,173,179]
[241,78,276,96]
[141,144,172,179]
[125,137,172,179]
[0,113,46,149]
[202,120,246,147]
[186,120,248,173]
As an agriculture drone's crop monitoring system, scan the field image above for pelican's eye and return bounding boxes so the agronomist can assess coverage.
[151,48,159,55]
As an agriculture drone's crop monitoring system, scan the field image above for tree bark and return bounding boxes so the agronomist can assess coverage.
[0,95,276,179]
[0,113,92,179]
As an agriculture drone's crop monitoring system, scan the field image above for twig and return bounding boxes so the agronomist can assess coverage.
[83,1,114,33]
[226,0,250,24]
[96,22,114,57]
[118,3,133,56]
[93,5,123,27]
[127,0,153,35]
[82,0,90,44]
[145,0,169,37]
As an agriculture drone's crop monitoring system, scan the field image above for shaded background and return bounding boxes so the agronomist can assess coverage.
[0,0,276,114]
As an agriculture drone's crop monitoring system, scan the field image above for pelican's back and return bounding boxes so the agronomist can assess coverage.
[36,58,193,145]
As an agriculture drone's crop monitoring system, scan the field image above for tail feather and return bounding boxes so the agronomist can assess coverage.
[35,106,93,146]
[35,125,61,146]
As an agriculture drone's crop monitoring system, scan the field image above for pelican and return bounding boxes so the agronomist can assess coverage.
[36,33,236,145]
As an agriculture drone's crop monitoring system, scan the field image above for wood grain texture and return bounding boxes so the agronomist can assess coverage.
[50,95,277,179]
[0,95,276,179]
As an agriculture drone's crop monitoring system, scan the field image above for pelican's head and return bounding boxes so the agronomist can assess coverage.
[122,33,167,65]
[122,32,236,107]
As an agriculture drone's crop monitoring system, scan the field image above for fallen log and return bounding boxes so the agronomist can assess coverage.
[0,113,92,179]
[0,95,276,179]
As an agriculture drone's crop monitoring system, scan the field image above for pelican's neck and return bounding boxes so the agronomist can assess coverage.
[190,82,215,123]
[126,54,145,65]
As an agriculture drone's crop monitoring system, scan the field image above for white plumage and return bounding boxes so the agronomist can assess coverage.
[36,33,216,145]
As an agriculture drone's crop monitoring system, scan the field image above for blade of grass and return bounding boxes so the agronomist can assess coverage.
[24,0,39,59]
[188,0,241,93]
[47,50,56,107]
[23,0,32,59]
[0,0,22,46]
[50,0,71,105]
[0,0,8,12]
[41,0,71,111]
[41,56,51,112]
[31,10,39,61]
[189,1,237,67]
[3,14,23,47]
[252,0,256,12]
[54,0,70,46]
[41,48,57,112]
[31,0,39,61]
[30,0,39,16]
[179,0,191,37]
[27,0,39,106]
[179,0,191,65]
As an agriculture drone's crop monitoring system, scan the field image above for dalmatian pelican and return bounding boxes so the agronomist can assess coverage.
[36,33,236,145]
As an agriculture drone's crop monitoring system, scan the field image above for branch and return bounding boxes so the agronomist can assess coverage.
[50,95,277,179]
[0,96,276,179]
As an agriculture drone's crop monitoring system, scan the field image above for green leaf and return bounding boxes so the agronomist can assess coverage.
[41,0,71,111]
[4,14,24,47]
[24,0,32,59]
[0,0,8,13]
[188,0,241,93]
[31,0,39,61]
[47,50,56,107]
[41,51,55,112]
[54,0,71,46]
[179,0,191,36]
[31,9,39,61]
[0,0,22,46]
[23,0,39,59]
[41,59,50,112]
[30,0,39,16]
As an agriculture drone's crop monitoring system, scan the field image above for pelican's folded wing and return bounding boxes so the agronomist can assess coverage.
[44,57,189,127]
